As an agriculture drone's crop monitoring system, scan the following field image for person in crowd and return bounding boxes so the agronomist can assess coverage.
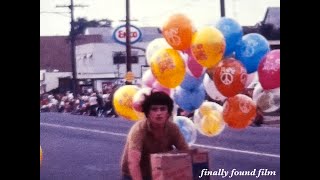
[88,93,98,116]
[251,107,264,127]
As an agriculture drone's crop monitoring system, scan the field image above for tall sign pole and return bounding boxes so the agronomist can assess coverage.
[220,0,225,17]
[70,0,77,95]
[125,0,132,85]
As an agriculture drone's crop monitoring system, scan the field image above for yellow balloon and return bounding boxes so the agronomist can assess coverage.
[40,146,43,167]
[150,48,186,88]
[200,110,225,137]
[199,103,213,116]
[191,27,226,68]
[146,38,172,66]
[113,85,145,121]
[199,101,223,116]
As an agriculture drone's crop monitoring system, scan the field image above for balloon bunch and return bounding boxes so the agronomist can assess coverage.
[112,14,279,142]
[202,17,279,130]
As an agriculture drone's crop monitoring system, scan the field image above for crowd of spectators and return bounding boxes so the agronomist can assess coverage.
[40,85,264,126]
[40,86,119,117]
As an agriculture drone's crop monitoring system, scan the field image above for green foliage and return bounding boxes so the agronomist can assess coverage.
[73,17,113,35]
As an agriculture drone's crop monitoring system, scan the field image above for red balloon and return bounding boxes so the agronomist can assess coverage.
[212,58,247,97]
[223,94,257,129]
[258,49,280,90]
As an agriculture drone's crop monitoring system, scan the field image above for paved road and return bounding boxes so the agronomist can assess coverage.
[40,113,280,180]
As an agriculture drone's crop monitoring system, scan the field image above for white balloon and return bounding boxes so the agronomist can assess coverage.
[179,51,189,62]
[193,108,226,137]
[203,74,226,102]
[193,101,225,136]
[193,109,203,135]
[201,101,223,113]
[253,83,280,113]
[246,72,259,88]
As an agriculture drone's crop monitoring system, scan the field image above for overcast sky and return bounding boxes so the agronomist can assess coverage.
[40,0,280,36]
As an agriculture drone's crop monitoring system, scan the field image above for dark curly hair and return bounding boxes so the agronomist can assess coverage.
[142,90,174,118]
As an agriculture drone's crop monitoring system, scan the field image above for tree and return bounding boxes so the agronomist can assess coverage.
[73,18,113,35]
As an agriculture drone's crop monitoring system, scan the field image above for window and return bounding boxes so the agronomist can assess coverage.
[113,51,139,64]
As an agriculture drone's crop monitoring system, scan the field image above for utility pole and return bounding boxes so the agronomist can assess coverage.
[220,0,225,17]
[56,1,88,95]
[125,0,132,85]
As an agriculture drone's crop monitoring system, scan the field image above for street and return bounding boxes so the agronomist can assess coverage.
[40,113,280,180]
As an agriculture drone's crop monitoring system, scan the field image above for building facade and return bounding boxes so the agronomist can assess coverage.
[40,26,161,94]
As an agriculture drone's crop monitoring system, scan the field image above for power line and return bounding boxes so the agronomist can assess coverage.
[40,11,70,17]
[40,11,69,13]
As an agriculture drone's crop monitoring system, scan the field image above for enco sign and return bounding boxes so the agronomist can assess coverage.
[113,25,142,45]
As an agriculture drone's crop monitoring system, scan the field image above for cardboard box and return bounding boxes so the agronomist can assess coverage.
[190,148,210,180]
[150,153,193,180]
[150,148,210,180]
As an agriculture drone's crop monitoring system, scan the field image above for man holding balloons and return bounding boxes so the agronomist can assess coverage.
[120,91,189,180]
[117,11,280,179]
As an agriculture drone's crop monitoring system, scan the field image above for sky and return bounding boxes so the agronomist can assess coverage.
[40,0,280,36]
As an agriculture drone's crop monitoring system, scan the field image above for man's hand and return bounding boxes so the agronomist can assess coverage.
[128,149,143,180]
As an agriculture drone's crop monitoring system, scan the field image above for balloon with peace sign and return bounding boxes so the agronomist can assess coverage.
[223,94,257,129]
[211,58,247,97]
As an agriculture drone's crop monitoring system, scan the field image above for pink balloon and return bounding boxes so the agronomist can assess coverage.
[141,69,156,87]
[132,100,143,112]
[152,81,171,95]
[258,50,280,90]
[184,48,205,78]
[132,87,152,112]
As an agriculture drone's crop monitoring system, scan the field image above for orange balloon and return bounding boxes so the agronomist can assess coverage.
[150,48,186,88]
[162,13,194,50]
[211,58,247,97]
[223,94,257,129]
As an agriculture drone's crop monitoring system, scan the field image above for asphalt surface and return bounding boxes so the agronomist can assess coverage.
[40,113,280,180]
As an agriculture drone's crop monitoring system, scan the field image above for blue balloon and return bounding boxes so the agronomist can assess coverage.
[181,128,191,143]
[173,85,206,112]
[235,33,270,73]
[173,116,197,145]
[180,72,205,91]
[216,17,243,57]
